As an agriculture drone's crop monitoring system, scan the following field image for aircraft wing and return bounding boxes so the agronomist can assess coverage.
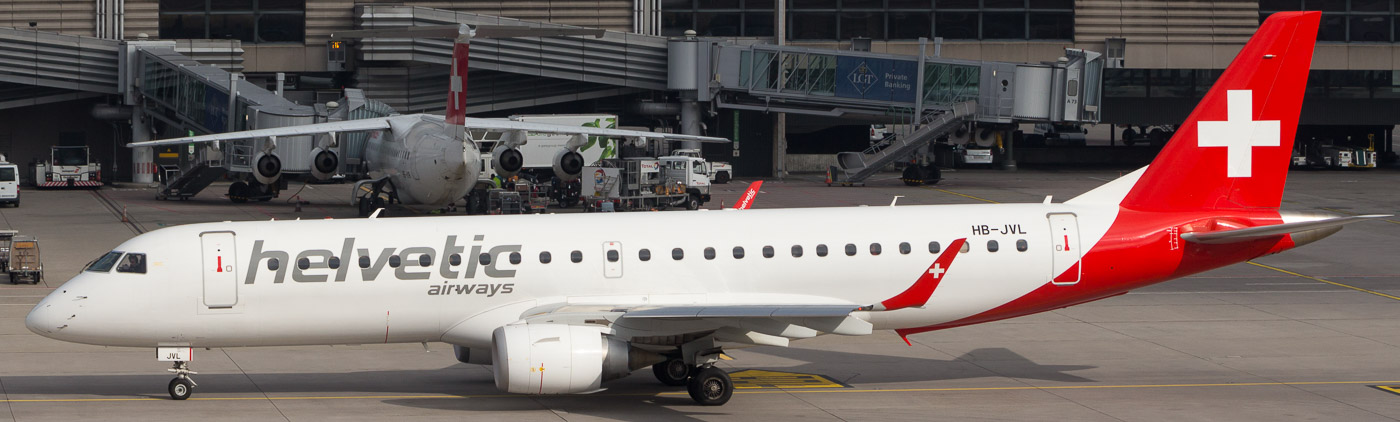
[1180,214,1391,244]
[463,117,730,144]
[518,301,872,348]
[126,117,397,148]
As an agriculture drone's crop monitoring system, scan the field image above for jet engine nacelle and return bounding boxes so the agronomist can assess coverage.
[491,324,662,394]
[552,149,585,181]
[490,145,524,180]
[252,152,282,185]
[309,147,339,181]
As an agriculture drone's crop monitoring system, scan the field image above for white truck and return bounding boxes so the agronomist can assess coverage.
[0,159,19,207]
[33,146,101,188]
[671,149,734,184]
[580,155,713,211]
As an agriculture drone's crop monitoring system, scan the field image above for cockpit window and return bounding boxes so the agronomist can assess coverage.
[86,251,124,272]
[116,253,147,274]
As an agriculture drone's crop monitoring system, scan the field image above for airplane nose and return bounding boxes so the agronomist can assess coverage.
[25,295,65,337]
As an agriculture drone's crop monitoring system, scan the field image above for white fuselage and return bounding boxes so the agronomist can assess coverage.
[25,202,1117,350]
[363,115,477,206]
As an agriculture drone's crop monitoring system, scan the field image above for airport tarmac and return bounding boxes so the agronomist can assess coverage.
[0,167,1398,421]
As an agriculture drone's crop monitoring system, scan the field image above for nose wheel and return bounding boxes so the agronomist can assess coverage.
[166,361,198,400]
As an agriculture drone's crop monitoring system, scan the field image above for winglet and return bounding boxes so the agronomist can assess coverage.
[732,181,763,210]
[866,238,967,312]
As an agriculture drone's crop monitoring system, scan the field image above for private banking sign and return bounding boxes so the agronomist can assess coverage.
[836,57,918,103]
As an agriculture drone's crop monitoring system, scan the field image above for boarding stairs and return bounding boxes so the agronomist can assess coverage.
[157,163,228,200]
[833,101,975,184]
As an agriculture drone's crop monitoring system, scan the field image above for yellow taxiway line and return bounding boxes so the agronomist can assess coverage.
[4,379,1397,403]
[1248,261,1400,302]
[923,187,1000,204]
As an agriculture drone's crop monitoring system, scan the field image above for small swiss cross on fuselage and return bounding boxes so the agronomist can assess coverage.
[1197,89,1281,178]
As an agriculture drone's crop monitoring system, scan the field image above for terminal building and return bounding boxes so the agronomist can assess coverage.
[0,0,1394,185]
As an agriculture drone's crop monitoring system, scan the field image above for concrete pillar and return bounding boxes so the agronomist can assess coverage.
[679,100,702,151]
[772,112,786,178]
[1000,129,1017,171]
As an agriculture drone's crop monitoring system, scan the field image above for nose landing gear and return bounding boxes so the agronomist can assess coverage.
[166,361,198,400]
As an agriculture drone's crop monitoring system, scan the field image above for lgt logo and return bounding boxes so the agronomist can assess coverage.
[847,62,878,95]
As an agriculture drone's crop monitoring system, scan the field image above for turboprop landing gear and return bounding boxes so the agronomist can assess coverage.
[652,358,691,386]
[166,361,198,400]
[686,366,733,406]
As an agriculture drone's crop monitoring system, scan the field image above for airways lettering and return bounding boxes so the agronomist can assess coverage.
[245,236,520,284]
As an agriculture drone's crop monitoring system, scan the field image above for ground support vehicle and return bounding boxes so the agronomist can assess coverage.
[7,235,41,284]
[33,146,101,188]
[671,149,733,184]
[581,156,712,212]
[0,161,20,206]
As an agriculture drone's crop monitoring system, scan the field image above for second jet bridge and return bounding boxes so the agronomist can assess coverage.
[672,38,1103,183]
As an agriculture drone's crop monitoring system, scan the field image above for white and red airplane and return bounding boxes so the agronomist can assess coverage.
[25,11,1386,405]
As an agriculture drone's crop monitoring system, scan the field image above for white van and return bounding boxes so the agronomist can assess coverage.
[0,162,19,207]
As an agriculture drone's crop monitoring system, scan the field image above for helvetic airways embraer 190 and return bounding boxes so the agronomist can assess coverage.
[25,11,1388,405]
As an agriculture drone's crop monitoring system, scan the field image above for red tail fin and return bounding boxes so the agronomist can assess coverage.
[446,29,471,131]
[1119,12,1318,212]
[733,181,762,210]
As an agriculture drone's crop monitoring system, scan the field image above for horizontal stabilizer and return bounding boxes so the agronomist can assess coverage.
[1180,214,1391,244]
[332,24,604,40]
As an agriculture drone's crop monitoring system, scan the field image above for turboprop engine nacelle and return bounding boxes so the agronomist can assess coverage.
[491,145,523,179]
[252,152,282,185]
[491,324,663,394]
[309,147,339,181]
[552,149,585,181]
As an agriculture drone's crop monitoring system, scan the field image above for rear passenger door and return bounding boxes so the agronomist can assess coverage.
[201,231,238,308]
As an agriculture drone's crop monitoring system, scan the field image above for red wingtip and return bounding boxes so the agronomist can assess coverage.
[732,180,763,210]
[900,332,913,346]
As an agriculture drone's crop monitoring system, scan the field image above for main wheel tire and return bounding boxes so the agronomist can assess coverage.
[901,165,926,186]
[168,378,193,400]
[922,165,942,185]
[685,195,700,210]
[357,197,371,217]
[228,181,249,203]
[653,359,691,386]
[686,367,733,406]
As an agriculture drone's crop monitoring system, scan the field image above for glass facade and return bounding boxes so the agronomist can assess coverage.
[1105,68,1400,99]
[159,0,305,43]
[1261,0,1397,42]
[663,0,1071,40]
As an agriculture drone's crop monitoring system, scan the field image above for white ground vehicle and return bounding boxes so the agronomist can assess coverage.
[671,149,733,184]
[34,146,101,188]
[0,161,19,206]
[581,155,713,211]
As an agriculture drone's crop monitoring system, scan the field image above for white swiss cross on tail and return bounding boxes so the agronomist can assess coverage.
[1197,90,1280,178]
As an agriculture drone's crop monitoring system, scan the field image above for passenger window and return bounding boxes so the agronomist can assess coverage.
[791,245,803,258]
[419,254,432,267]
[899,242,911,254]
[987,240,999,253]
[328,256,341,269]
[733,246,745,259]
[870,243,882,255]
[297,258,311,270]
[359,255,371,268]
[929,241,941,254]
[1016,239,1028,252]
[845,244,857,256]
[571,250,583,263]
[704,247,716,260]
[816,244,828,257]
[269,258,281,271]
[479,253,491,265]
[450,254,462,266]
[672,248,684,260]
[639,249,652,261]
[86,251,124,272]
[607,250,620,262]
[540,251,552,264]
[509,252,521,265]
[960,242,970,253]
[388,255,401,268]
[116,253,146,274]
[762,246,774,258]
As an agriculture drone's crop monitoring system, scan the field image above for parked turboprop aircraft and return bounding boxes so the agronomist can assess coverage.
[28,12,1387,406]
[129,25,728,215]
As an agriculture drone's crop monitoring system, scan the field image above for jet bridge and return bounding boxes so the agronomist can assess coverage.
[672,39,1104,184]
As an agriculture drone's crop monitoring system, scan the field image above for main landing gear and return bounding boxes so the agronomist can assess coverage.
[167,361,198,400]
[651,357,734,406]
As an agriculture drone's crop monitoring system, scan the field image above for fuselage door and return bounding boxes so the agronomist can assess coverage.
[200,231,238,308]
[1047,213,1082,285]
[602,241,623,278]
